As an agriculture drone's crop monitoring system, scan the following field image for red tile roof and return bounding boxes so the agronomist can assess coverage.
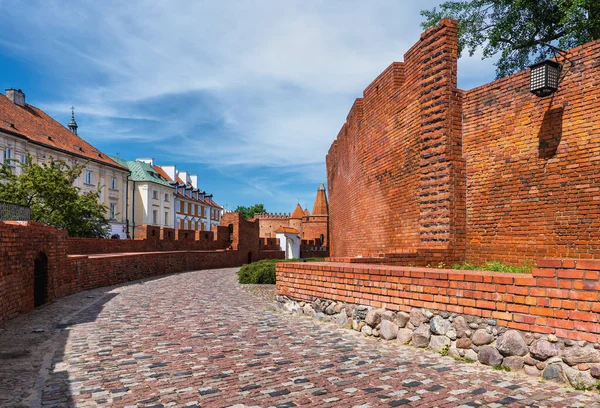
[275,226,299,234]
[153,165,173,182]
[0,93,126,170]
[290,203,304,219]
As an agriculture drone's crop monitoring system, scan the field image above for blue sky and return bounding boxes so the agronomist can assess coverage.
[0,0,497,213]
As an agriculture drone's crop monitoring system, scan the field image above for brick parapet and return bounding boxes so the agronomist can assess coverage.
[277,258,600,343]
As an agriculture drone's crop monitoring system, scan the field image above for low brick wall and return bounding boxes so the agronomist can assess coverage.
[276,258,600,387]
[0,219,284,326]
[276,259,600,343]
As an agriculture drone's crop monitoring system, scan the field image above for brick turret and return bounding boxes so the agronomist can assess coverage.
[312,183,328,216]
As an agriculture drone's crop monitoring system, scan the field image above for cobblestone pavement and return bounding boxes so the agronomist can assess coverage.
[8,268,600,407]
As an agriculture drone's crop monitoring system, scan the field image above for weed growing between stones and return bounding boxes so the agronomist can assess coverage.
[439,344,450,356]
[493,364,510,372]
[452,356,474,364]
[574,382,592,392]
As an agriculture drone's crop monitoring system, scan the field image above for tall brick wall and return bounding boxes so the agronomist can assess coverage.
[327,19,465,260]
[463,40,600,264]
[326,19,600,265]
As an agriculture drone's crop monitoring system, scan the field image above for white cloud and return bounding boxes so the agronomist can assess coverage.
[0,0,500,208]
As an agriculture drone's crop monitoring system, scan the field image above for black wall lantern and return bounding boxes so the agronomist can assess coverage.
[530,60,561,97]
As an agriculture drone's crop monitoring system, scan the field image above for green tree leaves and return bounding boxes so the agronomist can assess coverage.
[234,204,267,219]
[421,0,600,77]
[0,155,110,238]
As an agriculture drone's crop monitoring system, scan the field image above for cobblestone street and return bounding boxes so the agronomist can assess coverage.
[2,268,600,407]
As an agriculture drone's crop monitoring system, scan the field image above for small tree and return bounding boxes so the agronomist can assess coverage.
[234,204,267,219]
[0,155,110,238]
[421,0,600,77]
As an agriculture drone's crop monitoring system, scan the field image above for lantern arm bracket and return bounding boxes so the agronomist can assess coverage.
[535,40,575,85]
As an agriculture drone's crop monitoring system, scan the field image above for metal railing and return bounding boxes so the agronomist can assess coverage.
[0,201,31,221]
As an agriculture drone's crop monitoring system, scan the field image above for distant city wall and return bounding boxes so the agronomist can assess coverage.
[0,213,284,325]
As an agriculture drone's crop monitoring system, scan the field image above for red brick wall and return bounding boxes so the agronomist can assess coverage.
[326,19,465,260]
[326,19,600,265]
[463,40,600,264]
[67,229,224,254]
[277,258,600,343]
[0,219,283,325]
[300,215,328,246]
[0,222,68,324]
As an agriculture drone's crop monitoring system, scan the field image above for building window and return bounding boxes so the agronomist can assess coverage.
[85,170,93,185]
[21,153,28,164]
[164,193,169,202]
[3,147,13,163]
[109,203,117,220]
[164,211,169,226]
[110,176,117,190]
[153,190,158,200]
[152,210,158,225]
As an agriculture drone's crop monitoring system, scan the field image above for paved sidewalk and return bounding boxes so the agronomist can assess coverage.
[2,268,600,407]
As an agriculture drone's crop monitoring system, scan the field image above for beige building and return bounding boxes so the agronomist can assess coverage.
[0,88,129,237]
[153,164,222,231]
[109,157,174,238]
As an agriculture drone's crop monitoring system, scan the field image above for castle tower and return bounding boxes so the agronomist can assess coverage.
[312,183,328,215]
[289,203,304,233]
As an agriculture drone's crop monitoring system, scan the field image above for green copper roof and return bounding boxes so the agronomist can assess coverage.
[109,156,173,187]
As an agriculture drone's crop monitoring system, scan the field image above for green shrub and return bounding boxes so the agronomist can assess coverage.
[451,260,532,274]
[238,258,325,284]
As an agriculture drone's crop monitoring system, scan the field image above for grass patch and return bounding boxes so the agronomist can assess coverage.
[237,258,325,284]
[439,344,450,356]
[450,260,533,274]
[452,356,474,363]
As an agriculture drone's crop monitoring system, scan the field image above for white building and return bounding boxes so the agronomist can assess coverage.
[275,227,301,259]
[153,164,223,231]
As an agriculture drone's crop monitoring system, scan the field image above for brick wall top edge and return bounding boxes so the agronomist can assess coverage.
[465,37,600,96]
[363,61,404,97]
[276,261,534,279]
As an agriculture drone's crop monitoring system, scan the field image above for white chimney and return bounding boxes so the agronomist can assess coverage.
[189,174,198,189]
[5,88,25,107]
[179,171,189,184]
[159,165,177,181]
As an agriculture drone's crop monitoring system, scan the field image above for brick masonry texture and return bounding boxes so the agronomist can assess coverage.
[326,18,600,264]
[277,259,600,344]
[0,212,283,326]
[3,268,597,407]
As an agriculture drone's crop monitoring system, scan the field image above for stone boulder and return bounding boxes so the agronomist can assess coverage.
[429,335,451,353]
[397,328,413,345]
[529,339,560,360]
[564,365,596,389]
[412,324,431,348]
[502,356,524,371]
[456,337,472,349]
[464,349,478,362]
[325,303,336,315]
[334,312,348,327]
[395,312,410,328]
[365,308,384,328]
[302,304,316,316]
[542,364,565,382]
[380,320,399,340]
[361,325,373,336]
[496,330,528,356]
[478,345,503,366]
[591,364,600,378]
[410,308,427,327]
[452,316,468,338]
[472,329,493,346]
[381,310,395,322]
[430,316,451,336]
[563,346,600,366]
